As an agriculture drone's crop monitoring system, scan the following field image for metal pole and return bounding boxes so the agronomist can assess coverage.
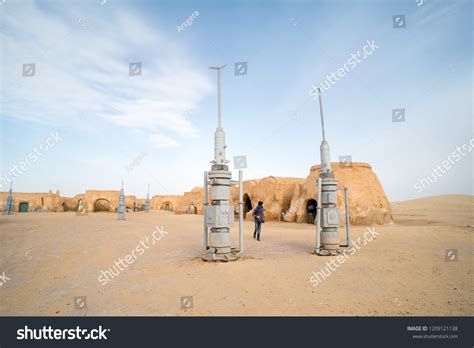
[317,87,326,142]
[344,187,351,248]
[203,171,208,250]
[217,68,222,128]
[315,177,322,252]
[210,65,226,129]
[238,170,244,253]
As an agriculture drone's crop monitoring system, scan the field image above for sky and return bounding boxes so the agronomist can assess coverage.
[0,0,472,202]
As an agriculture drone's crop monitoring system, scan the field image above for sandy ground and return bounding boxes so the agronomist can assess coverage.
[0,195,472,316]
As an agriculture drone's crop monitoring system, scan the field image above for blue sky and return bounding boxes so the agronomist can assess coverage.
[0,0,472,201]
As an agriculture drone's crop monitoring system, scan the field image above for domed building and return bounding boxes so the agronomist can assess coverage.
[229,162,392,225]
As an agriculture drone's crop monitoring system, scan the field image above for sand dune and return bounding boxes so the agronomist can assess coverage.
[0,195,472,316]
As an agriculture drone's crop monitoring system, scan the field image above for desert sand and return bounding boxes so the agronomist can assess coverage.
[0,195,472,316]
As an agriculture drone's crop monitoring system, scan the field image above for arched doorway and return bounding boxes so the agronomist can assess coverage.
[94,198,111,212]
[243,193,252,218]
[77,199,84,212]
[187,204,197,214]
[19,202,29,212]
[62,202,69,212]
[306,199,317,224]
[162,202,172,211]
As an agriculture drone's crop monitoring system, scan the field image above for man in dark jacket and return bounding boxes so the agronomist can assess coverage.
[308,202,316,224]
[253,201,265,241]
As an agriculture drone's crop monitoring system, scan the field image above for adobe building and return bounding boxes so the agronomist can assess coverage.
[0,162,392,225]
[0,190,62,212]
[152,162,392,225]
[62,191,140,213]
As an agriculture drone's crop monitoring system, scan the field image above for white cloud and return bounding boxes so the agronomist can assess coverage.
[149,133,179,149]
[0,1,212,145]
[415,1,462,26]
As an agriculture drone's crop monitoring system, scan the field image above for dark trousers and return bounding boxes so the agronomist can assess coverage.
[254,220,262,237]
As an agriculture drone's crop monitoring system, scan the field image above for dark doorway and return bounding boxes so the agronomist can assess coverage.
[162,202,172,211]
[94,199,111,212]
[243,194,252,218]
[307,199,317,224]
[19,202,29,212]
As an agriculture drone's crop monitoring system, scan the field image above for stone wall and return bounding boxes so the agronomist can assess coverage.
[0,190,62,212]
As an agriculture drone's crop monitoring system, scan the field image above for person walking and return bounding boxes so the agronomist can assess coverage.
[253,201,265,241]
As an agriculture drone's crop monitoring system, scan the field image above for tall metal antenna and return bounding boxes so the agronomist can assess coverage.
[209,65,226,128]
[317,87,326,142]
[118,181,125,220]
[145,184,151,213]
[203,63,240,262]
[313,88,350,257]
[4,181,14,215]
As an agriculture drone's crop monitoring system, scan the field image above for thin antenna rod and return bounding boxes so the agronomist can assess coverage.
[209,65,226,128]
[217,68,221,128]
[317,87,326,142]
